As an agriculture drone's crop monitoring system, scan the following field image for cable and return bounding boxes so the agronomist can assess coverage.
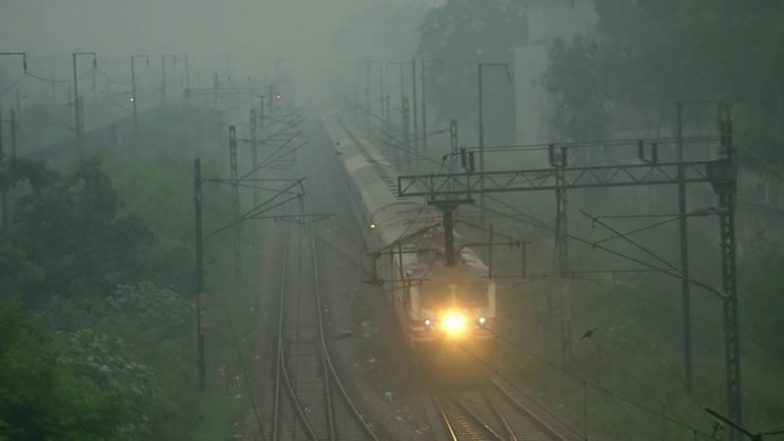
[24,71,71,84]
[97,68,130,85]
[0,73,26,98]
[331,105,715,437]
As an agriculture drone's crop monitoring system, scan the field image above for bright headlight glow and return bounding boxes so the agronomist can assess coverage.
[442,311,466,336]
[478,316,487,326]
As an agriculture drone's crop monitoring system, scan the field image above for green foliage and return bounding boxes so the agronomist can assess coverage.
[36,281,198,441]
[0,243,44,297]
[592,0,784,107]
[418,0,528,62]
[547,0,784,167]
[0,300,125,441]
[740,234,784,365]
[8,158,154,303]
[331,3,426,61]
[417,0,527,139]
[545,36,616,145]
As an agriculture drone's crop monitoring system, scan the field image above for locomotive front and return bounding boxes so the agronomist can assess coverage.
[406,262,497,377]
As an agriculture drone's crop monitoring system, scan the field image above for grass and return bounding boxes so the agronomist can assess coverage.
[92,109,265,441]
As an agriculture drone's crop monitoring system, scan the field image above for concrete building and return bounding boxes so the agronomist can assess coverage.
[512,0,597,159]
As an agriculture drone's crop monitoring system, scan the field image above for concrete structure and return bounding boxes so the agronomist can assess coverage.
[512,0,597,160]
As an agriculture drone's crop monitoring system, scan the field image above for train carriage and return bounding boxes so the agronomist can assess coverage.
[322,113,496,374]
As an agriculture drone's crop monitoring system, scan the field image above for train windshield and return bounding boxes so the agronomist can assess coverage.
[419,282,488,308]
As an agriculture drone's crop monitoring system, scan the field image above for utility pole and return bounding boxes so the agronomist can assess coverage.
[213,73,219,109]
[715,104,741,441]
[365,60,371,131]
[398,123,742,432]
[72,52,97,153]
[161,55,178,104]
[385,94,391,130]
[421,60,429,157]
[267,83,274,116]
[258,95,265,129]
[50,72,56,109]
[449,119,458,193]
[229,126,241,276]
[411,59,418,162]
[353,82,359,115]
[676,102,693,392]
[15,90,21,126]
[251,109,259,205]
[478,64,485,227]
[130,55,149,135]
[551,145,571,369]
[402,98,411,171]
[184,54,190,90]
[10,110,16,158]
[161,55,167,103]
[450,120,458,171]
[379,61,385,123]
[91,63,96,102]
[477,63,511,228]
[0,109,5,230]
[193,158,207,391]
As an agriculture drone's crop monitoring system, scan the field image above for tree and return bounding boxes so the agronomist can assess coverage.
[549,0,784,169]
[0,300,125,441]
[7,158,153,304]
[545,36,616,145]
[417,0,528,144]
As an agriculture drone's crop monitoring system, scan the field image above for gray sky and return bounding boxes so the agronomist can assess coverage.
[1,0,439,63]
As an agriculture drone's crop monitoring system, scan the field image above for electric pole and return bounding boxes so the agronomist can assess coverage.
[72,52,97,153]
[421,60,427,158]
[0,109,5,230]
[411,59,418,163]
[385,94,391,130]
[185,54,190,91]
[388,61,406,113]
[130,55,149,135]
[552,145,571,369]
[251,109,259,205]
[193,158,206,391]
[365,60,371,130]
[161,55,178,104]
[477,62,511,228]
[229,126,241,276]
[9,109,16,158]
[715,104,741,441]
[15,90,21,126]
[676,102,693,392]
[398,119,743,433]
[379,61,385,123]
[402,98,411,171]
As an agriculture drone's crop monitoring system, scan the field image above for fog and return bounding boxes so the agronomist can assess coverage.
[1,1,782,440]
[1,0,436,70]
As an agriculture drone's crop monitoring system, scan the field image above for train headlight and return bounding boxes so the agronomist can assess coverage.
[424,318,432,327]
[478,316,487,326]
[442,311,466,336]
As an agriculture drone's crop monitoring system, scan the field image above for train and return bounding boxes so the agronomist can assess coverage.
[321,112,497,374]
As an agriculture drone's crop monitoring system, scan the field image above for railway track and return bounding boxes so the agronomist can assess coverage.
[431,378,578,441]
[270,199,380,441]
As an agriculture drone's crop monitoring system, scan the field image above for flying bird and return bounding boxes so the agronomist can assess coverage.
[580,328,598,340]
